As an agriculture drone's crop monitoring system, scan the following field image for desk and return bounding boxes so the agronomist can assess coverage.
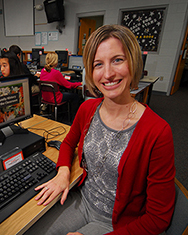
[130,82,151,104]
[130,76,160,105]
[139,76,160,104]
[0,115,83,235]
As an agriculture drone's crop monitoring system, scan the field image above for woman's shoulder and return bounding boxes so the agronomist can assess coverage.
[140,104,170,130]
[51,68,61,74]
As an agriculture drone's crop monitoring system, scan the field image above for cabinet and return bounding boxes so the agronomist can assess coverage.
[22,51,32,63]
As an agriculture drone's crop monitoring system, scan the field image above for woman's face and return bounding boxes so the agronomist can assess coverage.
[92,37,132,102]
[0,58,10,77]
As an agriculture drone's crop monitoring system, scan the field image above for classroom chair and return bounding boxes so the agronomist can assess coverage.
[38,80,70,122]
[31,91,40,113]
[165,178,188,235]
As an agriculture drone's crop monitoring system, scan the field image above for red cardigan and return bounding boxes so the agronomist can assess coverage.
[57,98,176,235]
[40,68,81,103]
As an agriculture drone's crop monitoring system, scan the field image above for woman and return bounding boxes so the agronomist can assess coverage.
[40,52,82,120]
[35,25,176,235]
[9,45,40,93]
[0,51,24,77]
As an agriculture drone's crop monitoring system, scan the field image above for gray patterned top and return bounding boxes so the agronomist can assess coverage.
[81,104,137,218]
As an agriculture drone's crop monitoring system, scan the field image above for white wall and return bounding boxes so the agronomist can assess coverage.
[0,0,187,93]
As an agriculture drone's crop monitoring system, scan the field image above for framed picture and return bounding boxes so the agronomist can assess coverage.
[121,7,166,52]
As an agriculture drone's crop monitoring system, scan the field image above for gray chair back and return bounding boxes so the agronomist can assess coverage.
[166,178,188,235]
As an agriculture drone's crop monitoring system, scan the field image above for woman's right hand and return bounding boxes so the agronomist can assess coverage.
[35,166,70,206]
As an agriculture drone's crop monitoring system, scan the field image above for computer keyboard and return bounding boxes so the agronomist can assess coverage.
[0,152,57,223]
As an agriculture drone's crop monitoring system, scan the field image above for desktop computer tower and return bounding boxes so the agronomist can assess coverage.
[0,128,46,172]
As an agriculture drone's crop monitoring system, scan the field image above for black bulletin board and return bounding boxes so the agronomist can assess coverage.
[121,8,166,52]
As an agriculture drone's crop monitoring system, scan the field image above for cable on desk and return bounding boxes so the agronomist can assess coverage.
[27,126,66,142]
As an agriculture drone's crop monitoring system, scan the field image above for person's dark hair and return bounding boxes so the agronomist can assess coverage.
[1,51,24,76]
[9,45,22,56]
[1,48,7,56]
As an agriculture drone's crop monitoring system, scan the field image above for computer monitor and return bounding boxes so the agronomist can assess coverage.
[0,49,2,77]
[0,75,32,145]
[55,50,68,68]
[39,54,47,68]
[68,55,84,73]
[32,48,44,65]
[141,52,148,78]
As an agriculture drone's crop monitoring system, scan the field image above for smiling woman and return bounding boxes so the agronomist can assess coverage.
[92,37,131,103]
[83,24,143,97]
[33,25,175,235]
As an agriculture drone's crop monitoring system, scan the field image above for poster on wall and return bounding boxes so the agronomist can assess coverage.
[35,32,41,46]
[121,8,165,52]
[48,32,59,41]
[42,32,48,45]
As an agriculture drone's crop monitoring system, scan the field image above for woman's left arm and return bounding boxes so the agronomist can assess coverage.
[107,124,176,235]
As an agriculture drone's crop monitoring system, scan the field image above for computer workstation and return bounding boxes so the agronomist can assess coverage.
[55,50,68,71]
[0,75,83,232]
[62,55,84,82]
[31,48,44,68]
[28,50,84,82]
[0,75,48,221]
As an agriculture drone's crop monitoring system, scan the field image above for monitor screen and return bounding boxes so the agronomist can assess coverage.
[0,75,32,130]
[39,54,47,68]
[32,48,44,63]
[55,50,68,64]
[68,55,84,71]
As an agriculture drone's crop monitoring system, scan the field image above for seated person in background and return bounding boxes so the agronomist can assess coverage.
[35,25,176,235]
[40,52,82,121]
[9,45,40,93]
[0,51,24,78]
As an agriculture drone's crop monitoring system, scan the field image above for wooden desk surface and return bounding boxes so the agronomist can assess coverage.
[140,76,160,83]
[61,70,75,75]
[0,115,83,235]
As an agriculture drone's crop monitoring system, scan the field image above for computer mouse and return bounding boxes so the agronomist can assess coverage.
[47,140,62,150]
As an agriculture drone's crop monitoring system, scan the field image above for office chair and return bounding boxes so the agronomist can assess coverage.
[38,80,70,121]
[165,178,188,235]
[31,91,40,113]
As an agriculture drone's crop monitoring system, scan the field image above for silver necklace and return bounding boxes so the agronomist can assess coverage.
[119,100,138,131]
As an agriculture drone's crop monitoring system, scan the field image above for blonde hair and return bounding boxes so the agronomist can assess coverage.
[83,24,143,96]
[44,52,58,72]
